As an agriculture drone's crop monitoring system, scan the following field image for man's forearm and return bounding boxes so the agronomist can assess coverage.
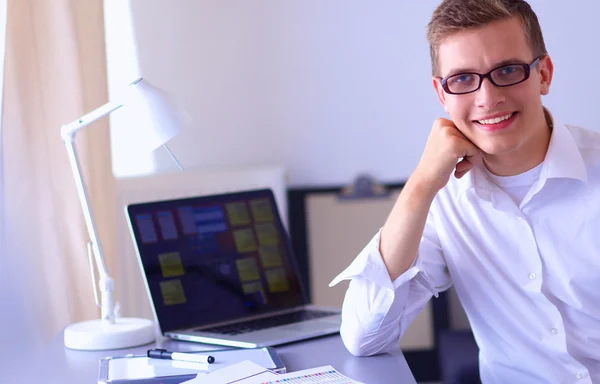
[380,176,437,281]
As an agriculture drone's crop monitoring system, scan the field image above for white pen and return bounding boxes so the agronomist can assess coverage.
[147,348,215,364]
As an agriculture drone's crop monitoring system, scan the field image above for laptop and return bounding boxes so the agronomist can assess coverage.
[126,188,341,348]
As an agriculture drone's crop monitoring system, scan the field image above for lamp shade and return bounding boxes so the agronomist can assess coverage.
[123,78,186,152]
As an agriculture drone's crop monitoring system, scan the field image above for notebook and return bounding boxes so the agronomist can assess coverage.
[126,188,341,348]
[98,347,285,384]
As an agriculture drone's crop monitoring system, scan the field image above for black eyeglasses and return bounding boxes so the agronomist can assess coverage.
[439,56,542,95]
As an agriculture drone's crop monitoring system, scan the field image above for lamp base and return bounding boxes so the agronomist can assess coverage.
[64,317,155,350]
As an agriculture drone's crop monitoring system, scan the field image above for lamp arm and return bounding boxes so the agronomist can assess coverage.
[61,101,123,324]
[61,101,123,140]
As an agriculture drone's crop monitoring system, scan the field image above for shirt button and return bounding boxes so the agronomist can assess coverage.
[550,327,559,335]
[576,372,585,379]
[529,273,536,280]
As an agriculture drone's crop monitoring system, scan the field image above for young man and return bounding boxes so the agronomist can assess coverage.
[330,0,600,383]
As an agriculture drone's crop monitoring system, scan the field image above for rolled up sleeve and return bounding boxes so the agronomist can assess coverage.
[329,210,450,356]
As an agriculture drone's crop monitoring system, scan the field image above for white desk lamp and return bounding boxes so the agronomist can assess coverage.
[61,78,184,350]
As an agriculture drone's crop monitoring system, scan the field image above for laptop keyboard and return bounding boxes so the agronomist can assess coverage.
[199,310,337,335]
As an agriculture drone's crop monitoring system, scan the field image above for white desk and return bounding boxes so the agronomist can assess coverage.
[6,332,417,383]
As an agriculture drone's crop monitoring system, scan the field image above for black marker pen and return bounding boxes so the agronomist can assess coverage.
[148,348,215,364]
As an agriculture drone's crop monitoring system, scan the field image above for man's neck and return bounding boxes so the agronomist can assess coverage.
[483,109,553,177]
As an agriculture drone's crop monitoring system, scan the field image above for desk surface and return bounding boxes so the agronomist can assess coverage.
[8,331,416,383]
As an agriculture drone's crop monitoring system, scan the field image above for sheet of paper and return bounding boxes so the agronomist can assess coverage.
[243,365,364,384]
[181,360,278,384]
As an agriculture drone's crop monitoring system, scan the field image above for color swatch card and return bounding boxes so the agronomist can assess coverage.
[251,365,364,384]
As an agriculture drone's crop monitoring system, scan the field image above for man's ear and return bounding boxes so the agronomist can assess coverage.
[539,55,554,96]
[432,77,449,113]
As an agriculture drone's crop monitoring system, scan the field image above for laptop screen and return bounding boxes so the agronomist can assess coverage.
[127,189,306,332]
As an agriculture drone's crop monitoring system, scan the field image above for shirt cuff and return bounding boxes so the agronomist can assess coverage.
[329,229,439,297]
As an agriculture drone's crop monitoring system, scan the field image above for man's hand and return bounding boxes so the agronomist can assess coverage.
[412,118,482,194]
[379,118,482,280]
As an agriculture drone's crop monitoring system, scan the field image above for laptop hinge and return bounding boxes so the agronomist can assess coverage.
[178,305,309,332]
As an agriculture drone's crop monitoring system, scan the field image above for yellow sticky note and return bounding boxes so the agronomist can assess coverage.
[160,279,187,305]
[236,257,261,282]
[225,202,251,226]
[250,199,274,223]
[233,228,258,253]
[242,281,263,294]
[242,281,267,304]
[259,244,283,268]
[265,268,289,293]
[255,222,279,245]
[158,252,185,278]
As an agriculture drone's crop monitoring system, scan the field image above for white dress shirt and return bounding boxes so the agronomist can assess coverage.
[485,161,542,206]
[330,118,600,384]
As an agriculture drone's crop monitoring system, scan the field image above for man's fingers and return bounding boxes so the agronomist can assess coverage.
[461,142,482,161]
[455,158,474,178]
[468,147,482,163]
[455,167,471,179]
[456,157,473,171]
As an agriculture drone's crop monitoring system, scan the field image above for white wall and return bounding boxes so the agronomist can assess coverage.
[105,0,600,186]
[534,1,600,129]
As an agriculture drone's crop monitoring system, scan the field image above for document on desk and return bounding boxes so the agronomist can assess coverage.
[245,365,364,384]
[182,360,279,383]
[182,360,364,384]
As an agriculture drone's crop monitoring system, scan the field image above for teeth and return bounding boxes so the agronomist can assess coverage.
[477,113,514,125]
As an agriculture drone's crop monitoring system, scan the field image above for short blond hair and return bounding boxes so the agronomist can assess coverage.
[427,0,547,76]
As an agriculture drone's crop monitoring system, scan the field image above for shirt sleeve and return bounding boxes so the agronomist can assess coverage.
[329,208,451,357]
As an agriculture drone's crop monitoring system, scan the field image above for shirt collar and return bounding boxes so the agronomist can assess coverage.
[542,116,588,183]
[454,109,588,202]
[455,165,491,202]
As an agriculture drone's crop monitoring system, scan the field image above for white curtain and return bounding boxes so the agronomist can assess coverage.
[0,0,117,349]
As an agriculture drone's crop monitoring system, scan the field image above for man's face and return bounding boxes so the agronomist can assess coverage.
[432,17,553,158]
